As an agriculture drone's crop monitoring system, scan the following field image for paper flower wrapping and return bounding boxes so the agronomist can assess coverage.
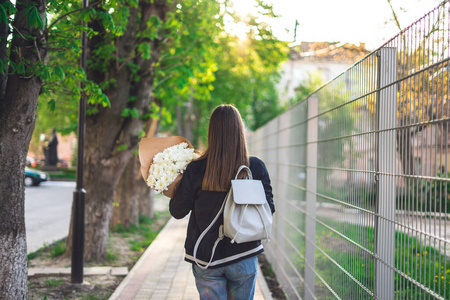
[139,136,197,198]
[146,142,199,193]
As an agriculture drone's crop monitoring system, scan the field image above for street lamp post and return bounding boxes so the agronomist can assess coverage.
[71,0,89,284]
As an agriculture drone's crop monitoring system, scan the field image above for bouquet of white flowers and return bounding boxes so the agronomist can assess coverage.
[146,142,199,193]
[139,136,199,198]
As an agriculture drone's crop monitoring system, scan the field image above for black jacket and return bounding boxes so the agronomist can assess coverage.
[169,156,275,268]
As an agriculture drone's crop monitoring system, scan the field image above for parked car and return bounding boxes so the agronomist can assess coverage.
[25,167,49,186]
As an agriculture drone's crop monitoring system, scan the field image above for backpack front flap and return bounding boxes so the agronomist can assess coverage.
[231,179,266,205]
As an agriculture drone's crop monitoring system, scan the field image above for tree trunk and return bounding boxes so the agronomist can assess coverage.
[194,105,203,147]
[110,155,140,230]
[111,113,160,227]
[66,1,169,262]
[137,117,160,219]
[139,188,155,219]
[176,95,195,143]
[184,95,194,143]
[0,1,48,297]
[176,105,185,137]
[83,147,132,261]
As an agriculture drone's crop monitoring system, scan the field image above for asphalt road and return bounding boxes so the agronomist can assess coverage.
[25,181,75,254]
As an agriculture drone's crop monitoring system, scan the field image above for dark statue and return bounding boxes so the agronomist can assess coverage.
[43,128,58,166]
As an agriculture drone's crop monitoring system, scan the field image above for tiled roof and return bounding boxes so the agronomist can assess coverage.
[290,41,370,62]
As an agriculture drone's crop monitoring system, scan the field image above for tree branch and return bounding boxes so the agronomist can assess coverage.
[158,39,199,62]
[47,1,101,30]
[117,36,145,71]
[152,74,173,90]
[386,0,406,47]
[11,25,28,41]
[34,38,42,62]
[387,0,402,32]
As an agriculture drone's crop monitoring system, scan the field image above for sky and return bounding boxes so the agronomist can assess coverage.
[231,0,442,50]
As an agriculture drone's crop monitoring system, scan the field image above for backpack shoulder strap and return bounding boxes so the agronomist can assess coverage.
[192,190,229,269]
[235,165,252,180]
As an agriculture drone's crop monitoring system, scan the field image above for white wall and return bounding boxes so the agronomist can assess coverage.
[277,59,354,103]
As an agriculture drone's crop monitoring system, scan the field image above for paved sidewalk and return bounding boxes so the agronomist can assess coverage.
[109,216,273,300]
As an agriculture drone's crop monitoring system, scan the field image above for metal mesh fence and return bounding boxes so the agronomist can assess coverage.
[248,2,450,299]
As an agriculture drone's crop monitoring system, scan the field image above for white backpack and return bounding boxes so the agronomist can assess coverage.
[193,165,272,269]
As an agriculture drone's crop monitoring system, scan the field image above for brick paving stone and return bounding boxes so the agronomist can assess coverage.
[169,287,184,294]
[167,295,184,300]
[150,291,168,300]
[133,296,150,300]
[172,281,187,287]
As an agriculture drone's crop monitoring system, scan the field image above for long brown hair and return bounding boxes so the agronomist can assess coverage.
[201,104,249,191]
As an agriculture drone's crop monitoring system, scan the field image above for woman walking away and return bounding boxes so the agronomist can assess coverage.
[170,104,275,300]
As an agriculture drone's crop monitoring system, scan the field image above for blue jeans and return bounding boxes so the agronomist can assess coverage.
[192,256,258,300]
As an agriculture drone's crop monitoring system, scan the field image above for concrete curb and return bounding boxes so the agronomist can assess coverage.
[257,264,274,300]
[28,266,128,277]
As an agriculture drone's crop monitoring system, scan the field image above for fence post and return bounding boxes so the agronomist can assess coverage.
[375,47,397,300]
[304,96,318,300]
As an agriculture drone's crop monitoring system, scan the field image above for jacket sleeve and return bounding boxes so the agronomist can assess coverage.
[169,164,195,219]
[254,158,275,214]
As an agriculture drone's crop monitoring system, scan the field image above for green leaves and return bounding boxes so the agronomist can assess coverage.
[153,0,222,109]
[137,43,151,59]
[0,4,7,25]
[121,108,139,118]
[36,64,51,81]
[16,61,25,74]
[47,99,56,111]
[116,144,128,152]
[0,59,6,74]
[53,66,65,81]
[25,6,44,30]
[0,1,16,24]
[85,82,111,108]
[141,102,161,120]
